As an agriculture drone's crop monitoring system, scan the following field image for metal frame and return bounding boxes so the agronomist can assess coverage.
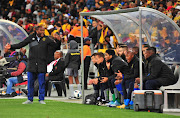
[0,19,28,37]
[80,7,180,102]
[164,90,180,112]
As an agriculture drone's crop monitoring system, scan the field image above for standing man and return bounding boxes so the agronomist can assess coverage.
[65,40,81,99]
[5,25,61,104]
[83,37,92,90]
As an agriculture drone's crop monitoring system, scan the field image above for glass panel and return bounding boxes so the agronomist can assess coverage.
[142,10,180,62]
[0,29,11,55]
[0,20,28,56]
[98,13,148,48]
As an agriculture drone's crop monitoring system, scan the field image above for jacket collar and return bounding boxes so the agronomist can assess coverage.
[147,54,156,62]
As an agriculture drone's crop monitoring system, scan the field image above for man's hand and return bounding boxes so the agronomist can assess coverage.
[45,73,49,77]
[88,78,99,85]
[135,78,140,84]
[114,79,122,85]
[100,77,108,83]
[115,70,123,79]
[5,43,11,50]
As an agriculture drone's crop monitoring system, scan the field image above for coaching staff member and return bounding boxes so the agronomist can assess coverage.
[5,25,61,104]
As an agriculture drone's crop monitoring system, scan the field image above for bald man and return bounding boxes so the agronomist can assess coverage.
[45,50,65,96]
[116,51,141,109]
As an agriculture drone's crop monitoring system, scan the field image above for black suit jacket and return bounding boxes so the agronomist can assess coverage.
[49,58,65,81]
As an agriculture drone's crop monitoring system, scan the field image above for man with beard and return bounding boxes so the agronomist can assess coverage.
[116,44,128,62]
[5,25,61,104]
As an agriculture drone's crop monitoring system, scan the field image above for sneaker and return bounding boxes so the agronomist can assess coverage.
[125,105,130,109]
[39,100,46,104]
[110,100,120,107]
[116,104,126,109]
[130,105,134,110]
[105,100,114,106]
[22,100,33,104]
[2,94,12,97]
[68,96,76,99]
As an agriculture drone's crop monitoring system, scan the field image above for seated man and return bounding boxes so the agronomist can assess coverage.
[45,50,65,96]
[89,52,109,103]
[136,47,177,90]
[100,49,129,106]
[4,52,27,97]
[116,51,141,109]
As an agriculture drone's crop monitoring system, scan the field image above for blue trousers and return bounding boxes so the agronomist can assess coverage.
[27,72,45,101]
[6,77,18,94]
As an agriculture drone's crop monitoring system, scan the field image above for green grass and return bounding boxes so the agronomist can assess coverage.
[0,99,178,118]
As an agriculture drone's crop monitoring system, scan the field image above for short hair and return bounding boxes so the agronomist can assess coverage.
[95,52,104,58]
[147,47,156,54]
[132,46,139,52]
[117,43,125,47]
[35,25,44,30]
[91,53,97,57]
[143,44,150,48]
[106,49,115,56]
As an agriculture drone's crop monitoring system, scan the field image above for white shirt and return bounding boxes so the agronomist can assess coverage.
[47,58,60,73]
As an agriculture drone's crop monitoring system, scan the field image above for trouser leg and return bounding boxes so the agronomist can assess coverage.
[38,73,45,101]
[27,72,36,101]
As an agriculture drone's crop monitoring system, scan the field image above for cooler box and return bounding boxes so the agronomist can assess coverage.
[133,90,163,112]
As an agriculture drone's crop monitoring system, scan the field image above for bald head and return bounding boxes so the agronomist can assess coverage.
[54,50,63,59]
[126,51,135,63]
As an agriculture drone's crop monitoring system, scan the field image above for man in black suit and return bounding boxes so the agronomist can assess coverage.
[45,50,65,96]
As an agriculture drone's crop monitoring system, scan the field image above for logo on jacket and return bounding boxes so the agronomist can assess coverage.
[42,37,46,41]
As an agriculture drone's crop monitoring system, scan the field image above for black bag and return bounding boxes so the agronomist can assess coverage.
[84,94,97,105]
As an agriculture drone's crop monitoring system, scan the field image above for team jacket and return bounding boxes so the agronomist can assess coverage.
[108,55,129,80]
[144,54,177,86]
[65,40,81,70]
[11,32,60,73]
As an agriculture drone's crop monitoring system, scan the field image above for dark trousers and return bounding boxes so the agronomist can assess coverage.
[84,56,91,89]
[144,79,161,90]
[122,79,134,100]
[108,78,116,94]
[27,72,45,101]
[93,81,108,99]
[45,76,63,96]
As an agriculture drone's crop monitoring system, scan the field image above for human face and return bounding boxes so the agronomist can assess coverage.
[117,47,124,56]
[142,47,148,56]
[104,53,112,61]
[95,55,104,64]
[92,21,97,27]
[144,50,151,59]
[54,52,60,60]
[91,56,97,64]
[36,27,45,37]
[126,53,134,63]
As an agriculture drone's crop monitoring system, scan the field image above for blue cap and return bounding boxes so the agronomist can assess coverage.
[84,37,91,42]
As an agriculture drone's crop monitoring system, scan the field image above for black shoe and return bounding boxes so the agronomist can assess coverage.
[2,94,12,97]
[11,92,17,97]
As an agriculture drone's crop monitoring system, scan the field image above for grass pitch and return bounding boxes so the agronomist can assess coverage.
[0,99,178,118]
